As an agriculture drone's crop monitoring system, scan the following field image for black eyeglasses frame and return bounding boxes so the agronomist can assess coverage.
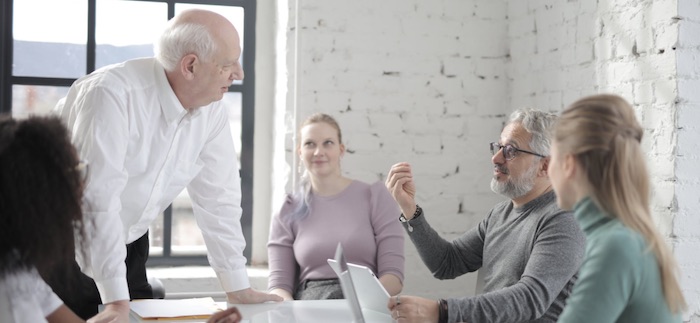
[489,142,547,160]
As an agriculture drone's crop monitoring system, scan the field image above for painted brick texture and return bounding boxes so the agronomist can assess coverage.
[284,0,509,298]
[676,0,700,321]
[278,0,700,319]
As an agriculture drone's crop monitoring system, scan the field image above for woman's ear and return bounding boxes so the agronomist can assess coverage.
[339,143,346,158]
[563,154,578,179]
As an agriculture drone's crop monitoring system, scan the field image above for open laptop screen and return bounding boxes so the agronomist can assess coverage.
[327,243,393,322]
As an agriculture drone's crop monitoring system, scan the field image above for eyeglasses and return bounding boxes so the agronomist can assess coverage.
[489,142,546,161]
[74,160,89,182]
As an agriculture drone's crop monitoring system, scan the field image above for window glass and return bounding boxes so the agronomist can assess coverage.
[224,92,243,158]
[164,92,242,256]
[175,3,245,85]
[95,0,168,69]
[13,0,87,78]
[171,189,205,256]
[11,85,69,118]
[149,212,164,256]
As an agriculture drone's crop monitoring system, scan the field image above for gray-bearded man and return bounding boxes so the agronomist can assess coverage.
[384,108,585,323]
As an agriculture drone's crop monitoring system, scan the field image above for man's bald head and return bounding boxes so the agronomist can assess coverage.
[155,9,241,72]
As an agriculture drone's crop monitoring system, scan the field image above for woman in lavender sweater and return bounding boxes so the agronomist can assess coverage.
[267,113,405,300]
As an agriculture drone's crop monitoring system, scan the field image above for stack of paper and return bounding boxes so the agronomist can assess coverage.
[130,297,224,320]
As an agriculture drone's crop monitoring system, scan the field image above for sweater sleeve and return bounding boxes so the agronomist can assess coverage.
[266,198,299,294]
[405,209,488,279]
[448,211,585,323]
[557,231,638,323]
[369,181,405,282]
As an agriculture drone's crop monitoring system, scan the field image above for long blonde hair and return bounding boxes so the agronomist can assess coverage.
[553,94,685,312]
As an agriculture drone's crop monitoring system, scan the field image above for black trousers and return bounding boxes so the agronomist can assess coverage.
[45,232,154,319]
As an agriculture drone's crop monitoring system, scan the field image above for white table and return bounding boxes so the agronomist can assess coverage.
[129,299,393,323]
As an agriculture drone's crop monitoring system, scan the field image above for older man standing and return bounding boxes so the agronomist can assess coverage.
[51,9,280,323]
[385,109,585,323]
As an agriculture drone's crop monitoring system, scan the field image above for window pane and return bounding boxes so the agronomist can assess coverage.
[167,92,242,256]
[13,0,87,78]
[149,212,164,256]
[11,85,69,119]
[175,3,245,85]
[171,189,205,256]
[224,92,243,159]
[96,0,168,69]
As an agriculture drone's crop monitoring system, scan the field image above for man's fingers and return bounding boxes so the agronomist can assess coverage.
[209,307,242,323]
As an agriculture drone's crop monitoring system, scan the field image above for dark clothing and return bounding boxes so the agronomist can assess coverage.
[294,278,344,300]
[45,232,154,319]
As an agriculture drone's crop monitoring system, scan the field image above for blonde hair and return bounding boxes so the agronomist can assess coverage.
[288,113,343,221]
[553,94,686,312]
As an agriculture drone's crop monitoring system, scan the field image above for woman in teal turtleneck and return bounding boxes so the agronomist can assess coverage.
[547,94,686,323]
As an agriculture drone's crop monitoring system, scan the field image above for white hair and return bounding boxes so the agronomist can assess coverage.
[507,108,558,156]
[154,23,217,72]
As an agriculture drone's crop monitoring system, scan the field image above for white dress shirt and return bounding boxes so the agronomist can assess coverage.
[0,268,63,323]
[55,58,249,304]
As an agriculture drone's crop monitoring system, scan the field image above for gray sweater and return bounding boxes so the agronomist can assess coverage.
[406,190,585,323]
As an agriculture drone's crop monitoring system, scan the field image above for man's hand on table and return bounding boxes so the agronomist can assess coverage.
[227,288,283,304]
[87,300,130,323]
[208,307,242,323]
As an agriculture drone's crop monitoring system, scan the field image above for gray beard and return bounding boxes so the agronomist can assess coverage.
[490,161,539,199]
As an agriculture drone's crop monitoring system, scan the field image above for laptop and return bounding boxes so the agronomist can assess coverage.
[327,243,393,323]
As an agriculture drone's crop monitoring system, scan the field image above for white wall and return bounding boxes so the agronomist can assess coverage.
[509,0,700,320]
[272,0,510,298]
[253,0,700,319]
[676,0,700,321]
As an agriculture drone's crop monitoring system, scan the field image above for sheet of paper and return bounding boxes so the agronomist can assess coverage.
[130,297,224,320]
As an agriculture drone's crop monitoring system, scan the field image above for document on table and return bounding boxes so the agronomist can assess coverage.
[130,297,224,320]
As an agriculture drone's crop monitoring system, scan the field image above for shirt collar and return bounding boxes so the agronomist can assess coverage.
[573,196,612,234]
[154,61,188,123]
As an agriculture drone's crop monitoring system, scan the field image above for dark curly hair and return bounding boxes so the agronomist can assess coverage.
[0,115,87,279]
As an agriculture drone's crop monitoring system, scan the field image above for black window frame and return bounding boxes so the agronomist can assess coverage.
[0,0,256,267]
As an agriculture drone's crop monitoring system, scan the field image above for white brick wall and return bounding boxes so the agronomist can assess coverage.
[676,0,700,321]
[262,0,700,319]
[278,0,508,298]
[507,0,700,321]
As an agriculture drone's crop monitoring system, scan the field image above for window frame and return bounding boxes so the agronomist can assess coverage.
[0,0,256,267]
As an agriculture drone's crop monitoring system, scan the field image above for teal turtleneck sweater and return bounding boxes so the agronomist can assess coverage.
[557,197,681,323]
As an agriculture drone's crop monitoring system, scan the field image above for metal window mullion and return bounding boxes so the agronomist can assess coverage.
[86,0,96,74]
[238,0,256,264]
[163,204,173,257]
[0,0,13,114]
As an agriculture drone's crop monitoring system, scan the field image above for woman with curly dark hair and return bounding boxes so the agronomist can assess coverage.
[0,115,244,323]
[0,115,89,322]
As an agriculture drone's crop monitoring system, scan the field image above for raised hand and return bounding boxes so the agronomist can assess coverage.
[385,162,418,218]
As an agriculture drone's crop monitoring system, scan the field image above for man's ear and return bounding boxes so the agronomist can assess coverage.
[180,54,198,80]
[539,156,550,177]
